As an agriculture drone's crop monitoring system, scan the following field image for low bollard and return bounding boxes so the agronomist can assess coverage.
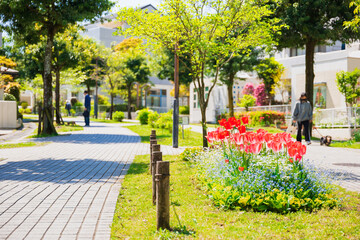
[152,150,162,205]
[156,161,170,230]
[150,139,157,174]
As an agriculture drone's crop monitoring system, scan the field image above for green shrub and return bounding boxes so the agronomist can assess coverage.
[137,108,152,125]
[231,110,285,127]
[101,112,107,120]
[238,94,256,111]
[113,111,125,122]
[180,146,203,161]
[73,101,83,107]
[98,95,109,105]
[179,106,190,115]
[148,111,159,127]
[353,129,360,142]
[155,112,173,131]
[4,93,16,101]
[21,101,29,109]
[70,109,76,117]
[19,108,24,114]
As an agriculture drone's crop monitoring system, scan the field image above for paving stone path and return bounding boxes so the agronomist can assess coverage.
[0,122,183,240]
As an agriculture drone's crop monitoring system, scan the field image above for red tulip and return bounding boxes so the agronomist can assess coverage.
[225,159,229,163]
[238,125,246,134]
[238,166,245,171]
[241,116,249,125]
[289,158,293,163]
[250,142,262,154]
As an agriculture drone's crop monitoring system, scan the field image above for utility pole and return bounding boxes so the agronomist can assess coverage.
[172,42,179,148]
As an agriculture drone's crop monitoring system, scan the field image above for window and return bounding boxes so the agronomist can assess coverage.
[341,43,346,50]
[314,83,327,108]
[71,92,78,98]
[147,88,167,108]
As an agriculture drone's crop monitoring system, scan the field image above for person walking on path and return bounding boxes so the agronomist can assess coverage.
[65,100,72,116]
[83,91,91,126]
[292,92,313,145]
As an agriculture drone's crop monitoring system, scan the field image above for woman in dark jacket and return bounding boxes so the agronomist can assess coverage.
[292,92,313,145]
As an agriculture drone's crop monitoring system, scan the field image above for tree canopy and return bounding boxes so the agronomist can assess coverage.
[268,0,360,107]
[117,0,280,147]
[0,0,114,135]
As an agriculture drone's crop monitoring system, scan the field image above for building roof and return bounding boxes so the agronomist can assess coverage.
[0,66,18,74]
[149,76,173,86]
[84,4,157,29]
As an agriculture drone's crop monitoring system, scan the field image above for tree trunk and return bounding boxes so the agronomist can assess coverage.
[42,29,57,135]
[87,85,91,94]
[200,106,208,148]
[127,84,132,119]
[110,94,114,120]
[305,39,316,136]
[136,83,140,109]
[227,83,234,117]
[55,69,61,124]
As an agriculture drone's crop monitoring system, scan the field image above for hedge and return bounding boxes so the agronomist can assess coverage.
[226,110,285,127]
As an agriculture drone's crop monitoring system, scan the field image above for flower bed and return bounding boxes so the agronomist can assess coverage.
[189,117,337,213]
[230,110,285,127]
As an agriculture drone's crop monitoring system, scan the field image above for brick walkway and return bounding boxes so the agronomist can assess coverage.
[0,122,182,240]
[305,142,360,192]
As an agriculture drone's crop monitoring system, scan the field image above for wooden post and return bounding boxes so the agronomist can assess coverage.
[151,129,156,136]
[156,161,170,230]
[150,139,157,174]
[152,151,162,205]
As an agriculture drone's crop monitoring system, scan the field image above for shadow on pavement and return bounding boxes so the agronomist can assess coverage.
[32,133,140,144]
[0,158,126,183]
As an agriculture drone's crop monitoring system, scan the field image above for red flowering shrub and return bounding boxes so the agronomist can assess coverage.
[254,83,267,106]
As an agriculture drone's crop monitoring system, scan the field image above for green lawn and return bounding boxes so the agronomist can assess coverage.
[111,154,360,239]
[29,124,84,138]
[90,118,120,124]
[124,125,203,147]
[331,141,360,149]
[0,142,49,149]
[56,124,84,133]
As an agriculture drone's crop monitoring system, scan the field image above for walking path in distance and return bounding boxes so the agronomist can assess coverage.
[0,121,182,240]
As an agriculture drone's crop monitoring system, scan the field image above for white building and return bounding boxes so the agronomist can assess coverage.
[189,41,360,123]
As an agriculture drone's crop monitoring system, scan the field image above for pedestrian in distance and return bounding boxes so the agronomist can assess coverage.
[292,92,313,145]
[83,91,91,127]
[65,100,72,116]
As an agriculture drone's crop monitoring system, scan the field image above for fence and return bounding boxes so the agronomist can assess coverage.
[314,107,360,128]
[234,104,292,115]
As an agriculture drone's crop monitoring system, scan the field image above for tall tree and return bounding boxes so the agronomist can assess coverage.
[217,48,263,117]
[117,0,279,147]
[156,46,192,86]
[52,25,84,123]
[255,57,284,105]
[118,49,150,119]
[0,0,113,135]
[336,69,360,129]
[268,0,360,108]
[103,49,123,120]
